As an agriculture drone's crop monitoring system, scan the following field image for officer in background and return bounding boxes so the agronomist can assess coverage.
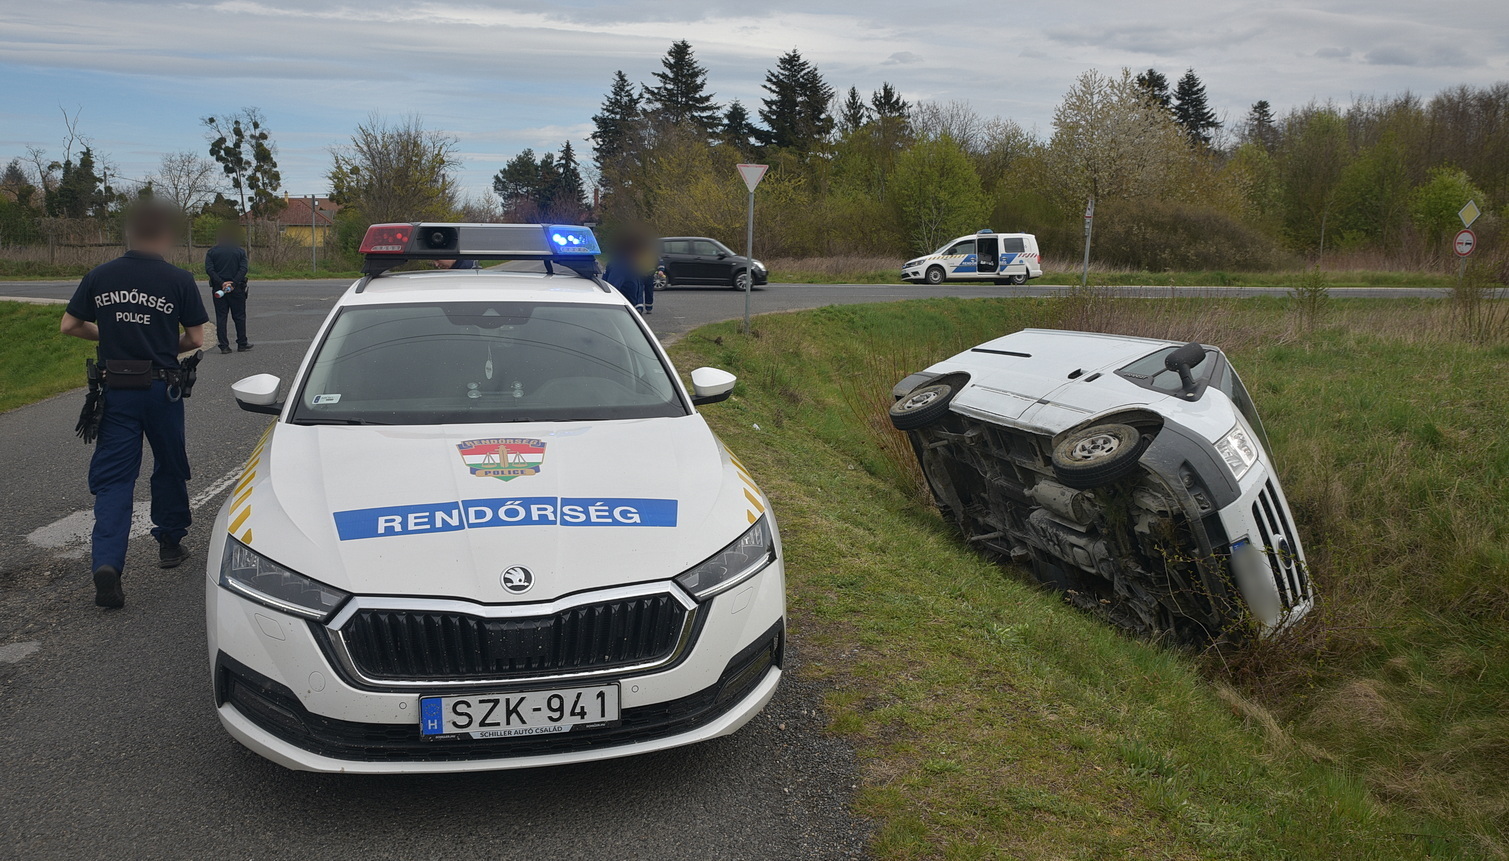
[61,202,208,609]
[205,225,252,354]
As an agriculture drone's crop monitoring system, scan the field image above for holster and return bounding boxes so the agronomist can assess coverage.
[176,350,203,399]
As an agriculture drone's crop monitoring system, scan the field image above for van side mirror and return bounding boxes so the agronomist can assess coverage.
[1164,342,1206,391]
[233,374,284,416]
[689,367,736,405]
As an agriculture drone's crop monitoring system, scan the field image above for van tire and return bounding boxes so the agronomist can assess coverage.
[1050,423,1148,488]
[1008,273,1027,285]
[925,266,946,285]
[889,383,955,430]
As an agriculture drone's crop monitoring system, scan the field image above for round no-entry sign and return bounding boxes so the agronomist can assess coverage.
[1454,228,1476,257]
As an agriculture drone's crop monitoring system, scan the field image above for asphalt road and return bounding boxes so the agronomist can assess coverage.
[0,275,1454,860]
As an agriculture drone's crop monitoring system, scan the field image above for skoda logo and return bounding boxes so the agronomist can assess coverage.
[501,566,534,594]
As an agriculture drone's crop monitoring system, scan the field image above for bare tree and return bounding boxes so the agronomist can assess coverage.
[913,100,991,152]
[328,114,460,224]
[150,152,222,253]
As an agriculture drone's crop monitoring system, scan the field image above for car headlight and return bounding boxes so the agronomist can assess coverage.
[1214,424,1260,480]
[751,259,765,273]
[675,516,776,601]
[219,538,349,621]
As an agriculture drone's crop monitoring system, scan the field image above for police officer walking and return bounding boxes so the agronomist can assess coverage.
[61,202,209,609]
[205,225,252,354]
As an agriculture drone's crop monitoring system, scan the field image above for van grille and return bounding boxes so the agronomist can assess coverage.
[337,594,692,682]
[1250,480,1309,610]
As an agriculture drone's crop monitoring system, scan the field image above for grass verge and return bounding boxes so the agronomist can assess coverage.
[0,301,94,412]
[670,296,1503,858]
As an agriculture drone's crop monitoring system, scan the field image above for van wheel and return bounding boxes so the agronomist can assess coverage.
[1050,423,1147,488]
[889,383,955,430]
[925,266,945,285]
[1009,273,1027,285]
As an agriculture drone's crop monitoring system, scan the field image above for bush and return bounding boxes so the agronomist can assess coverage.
[1093,200,1298,271]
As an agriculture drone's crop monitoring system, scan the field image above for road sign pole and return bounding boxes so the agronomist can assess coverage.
[1080,198,1094,288]
[735,164,768,335]
[744,190,754,334]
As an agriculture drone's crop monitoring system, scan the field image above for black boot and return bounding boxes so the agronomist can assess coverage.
[94,566,125,609]
[159,541,187,569]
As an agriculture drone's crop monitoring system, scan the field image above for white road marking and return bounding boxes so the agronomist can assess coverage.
[0,641,42,664]
[25,464,245,552]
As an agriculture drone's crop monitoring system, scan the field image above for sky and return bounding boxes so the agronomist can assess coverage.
[2,0,1507,202]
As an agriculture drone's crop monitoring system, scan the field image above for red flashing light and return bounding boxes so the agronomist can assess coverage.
[359,224,413,254]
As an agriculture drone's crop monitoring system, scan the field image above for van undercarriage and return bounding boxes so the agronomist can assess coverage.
[907,414,1245,645]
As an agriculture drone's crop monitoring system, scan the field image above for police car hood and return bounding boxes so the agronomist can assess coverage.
[924,329,1179,434]
[251,414,759,602]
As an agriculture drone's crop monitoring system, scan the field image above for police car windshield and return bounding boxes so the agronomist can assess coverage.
[290,301,687,425]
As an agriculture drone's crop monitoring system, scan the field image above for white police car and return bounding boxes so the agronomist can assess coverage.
[207,223,784,773]
[902,230,1043,285]
[890,329,1312,643]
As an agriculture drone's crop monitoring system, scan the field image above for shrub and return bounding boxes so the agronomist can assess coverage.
[1093,200,1298,271]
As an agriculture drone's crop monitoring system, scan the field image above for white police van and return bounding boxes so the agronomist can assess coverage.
[890,330,1312,643]
[902,230,1043,285]
[207,222,785,773]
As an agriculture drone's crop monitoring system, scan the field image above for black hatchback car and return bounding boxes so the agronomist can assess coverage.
[658,237,768,290]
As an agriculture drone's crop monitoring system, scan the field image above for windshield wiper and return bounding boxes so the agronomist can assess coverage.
[290,417,391,426]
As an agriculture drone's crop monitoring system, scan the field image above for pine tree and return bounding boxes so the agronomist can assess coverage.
[1135,69,1172,111]
[721,100,762,150]
[493,149,540,209]
[591,71,643,174]
[642,40,720,135]
[759,49,835,150]
[870,83,909,123]
[48,146,109,218]
[1246,100,1277,150]
[553,140,586,212]
[1172,69,1221,146]
[839,87,869,135]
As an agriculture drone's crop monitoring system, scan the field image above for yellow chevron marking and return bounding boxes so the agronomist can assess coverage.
[747,510,757,524]
[231,485,253,511]
[233,469,257,496]
[228,507,252,533]
[743,488,766,513]
[240,528,253,544]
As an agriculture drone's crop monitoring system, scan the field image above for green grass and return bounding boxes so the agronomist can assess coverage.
[769,265,1454,289]
[0,259,360,281]
[0,301,95,411]
[669,296,1505,858]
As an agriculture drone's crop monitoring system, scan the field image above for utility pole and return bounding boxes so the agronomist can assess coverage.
[1080,198,1094,287]
[309,194,317,272]
[736,164,768,334]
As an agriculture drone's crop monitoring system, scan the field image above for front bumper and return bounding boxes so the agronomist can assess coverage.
[207,558,786,772]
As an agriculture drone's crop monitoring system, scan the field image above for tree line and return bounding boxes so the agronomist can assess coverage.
[3,44,1506,273]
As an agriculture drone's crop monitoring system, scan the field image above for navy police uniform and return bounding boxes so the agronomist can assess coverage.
[205,240,250,350]
[66,251,209,574]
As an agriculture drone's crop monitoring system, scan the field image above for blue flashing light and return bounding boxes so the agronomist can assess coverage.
[977,228,994,235]
[545,224,600,255]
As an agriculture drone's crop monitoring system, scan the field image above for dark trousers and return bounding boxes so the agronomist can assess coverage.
[641,274,655,310]
[88,381,191,572]
[213,285,249,348]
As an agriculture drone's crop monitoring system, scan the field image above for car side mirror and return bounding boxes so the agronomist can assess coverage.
[716,251,728,259]
[1164,342,1206,391]
[689,367,736,405]
[233,373,284,415]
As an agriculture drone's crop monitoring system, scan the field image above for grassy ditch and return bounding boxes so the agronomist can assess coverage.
[669,296,1506,858]
[764,255,1456,289]
[0,301,94,412]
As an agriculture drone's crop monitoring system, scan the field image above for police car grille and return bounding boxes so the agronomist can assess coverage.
[340,595,690,681]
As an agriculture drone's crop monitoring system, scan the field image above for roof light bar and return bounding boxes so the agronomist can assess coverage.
[357,222,603,277]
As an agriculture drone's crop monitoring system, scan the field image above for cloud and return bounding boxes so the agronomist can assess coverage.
[1315,46,1351,59]
[1363,44,1479,68]
[882,51,921,66]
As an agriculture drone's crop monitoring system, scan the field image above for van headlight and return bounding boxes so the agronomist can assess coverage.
[219,538,349,621]
[675,516,776,601]
[1214,424,1260,480]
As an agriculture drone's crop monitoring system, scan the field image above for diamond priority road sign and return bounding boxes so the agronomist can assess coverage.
[1458,200,1481,229]
[1454,228,1476,258]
